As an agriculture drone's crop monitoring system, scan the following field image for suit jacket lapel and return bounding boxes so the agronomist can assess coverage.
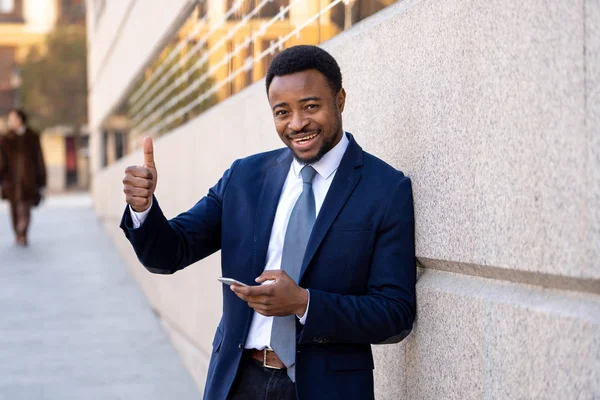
[299,134,364,282]
[251,150,293,281]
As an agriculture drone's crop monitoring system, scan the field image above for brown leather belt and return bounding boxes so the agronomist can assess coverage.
[245,348,286,370]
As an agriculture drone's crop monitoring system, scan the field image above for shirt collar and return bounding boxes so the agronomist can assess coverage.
[292,132,350,180]
[16,126,26,136]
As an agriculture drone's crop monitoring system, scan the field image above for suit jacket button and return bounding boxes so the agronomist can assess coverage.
[238,343,243,350]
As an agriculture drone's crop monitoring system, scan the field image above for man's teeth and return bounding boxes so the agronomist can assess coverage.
[293,133,318,143]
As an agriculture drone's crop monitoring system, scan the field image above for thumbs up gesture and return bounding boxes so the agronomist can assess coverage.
[123,137,158,212]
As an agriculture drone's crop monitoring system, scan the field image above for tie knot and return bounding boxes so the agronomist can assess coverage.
[300,165,317,184]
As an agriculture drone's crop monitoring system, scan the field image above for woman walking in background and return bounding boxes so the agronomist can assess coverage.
[0,109,46,246]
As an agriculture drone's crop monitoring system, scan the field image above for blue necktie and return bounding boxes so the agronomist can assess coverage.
[271,165,317,382]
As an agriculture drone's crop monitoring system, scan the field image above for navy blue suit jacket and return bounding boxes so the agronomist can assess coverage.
[120,134,416,400]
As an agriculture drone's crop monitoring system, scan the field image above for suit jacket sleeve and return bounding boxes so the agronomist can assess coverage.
[299,176,416,344]
[120,159,240,274]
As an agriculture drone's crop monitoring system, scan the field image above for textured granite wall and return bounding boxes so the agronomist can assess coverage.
[91,0,600,397]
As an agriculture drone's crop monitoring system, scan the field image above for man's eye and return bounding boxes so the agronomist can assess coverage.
[306,104,319,110]
[275,110,288,116]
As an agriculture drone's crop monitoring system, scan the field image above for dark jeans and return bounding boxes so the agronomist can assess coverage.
[228,355,296,400]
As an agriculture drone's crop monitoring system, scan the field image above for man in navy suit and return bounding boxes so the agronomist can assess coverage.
[121,45,416,400]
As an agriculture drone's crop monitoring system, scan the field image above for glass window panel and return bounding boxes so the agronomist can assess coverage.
[0,0,14,13]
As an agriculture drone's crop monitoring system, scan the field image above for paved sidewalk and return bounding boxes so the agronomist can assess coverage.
[0,194,199,400]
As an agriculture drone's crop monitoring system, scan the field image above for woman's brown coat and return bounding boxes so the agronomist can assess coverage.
[0,128,47,203]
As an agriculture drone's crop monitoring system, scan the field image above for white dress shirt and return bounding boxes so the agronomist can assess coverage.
[130,133,350,350]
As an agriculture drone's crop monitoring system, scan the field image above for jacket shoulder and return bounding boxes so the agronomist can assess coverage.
[361,151,407,182]
[236,147,289,171]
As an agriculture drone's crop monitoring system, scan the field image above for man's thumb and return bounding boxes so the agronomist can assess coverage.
[143,137,156,169]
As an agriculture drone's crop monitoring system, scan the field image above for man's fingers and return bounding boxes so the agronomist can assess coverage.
[125,165,153,180]
[237,295,276,315]
[250,305,273,316]
[123,146,156,213]
[143,137,155,169]
[255,269,287,283]
[255,274,272,283]
[123,174,153,189]
[127,195,151,211]
[124,186,152,198]
[231,280,298,317]
[232,284,272,297]
[248,303,288,317]
[248,298,272,307]
[231,285,275,305]
[232,289,254,304]
[234,291,270,306]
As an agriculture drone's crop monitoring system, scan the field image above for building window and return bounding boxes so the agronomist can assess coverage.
[259,0,289,18]
[0,0,14,13]
[59,0,87,25]
[101,131,108,167]
[0,0,23,22]
[115,131,125,160]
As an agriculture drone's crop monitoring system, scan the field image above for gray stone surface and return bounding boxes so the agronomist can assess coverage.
[586,0,600,277]
[403,269,600,400]
[0,194,199,400]
[372,341,407,399]
[326,0,594,280]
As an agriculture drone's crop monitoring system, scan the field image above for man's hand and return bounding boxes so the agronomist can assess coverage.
[123,137,157,212]
[231,270,308,317]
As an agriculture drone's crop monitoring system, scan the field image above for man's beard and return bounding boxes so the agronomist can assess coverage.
[294,119,343,165]
[294,138,331,165]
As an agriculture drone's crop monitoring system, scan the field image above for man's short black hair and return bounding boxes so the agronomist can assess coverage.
[265,45,342,95]
[9,108,28,125]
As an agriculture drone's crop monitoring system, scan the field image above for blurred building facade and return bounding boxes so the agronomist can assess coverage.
[0,0,57,115]
[89,0,394,167]
[0,0,88,193]
[88,0,599,398]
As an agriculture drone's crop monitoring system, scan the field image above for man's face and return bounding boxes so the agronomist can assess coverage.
[7,112,22,131]
[268,69,346,164]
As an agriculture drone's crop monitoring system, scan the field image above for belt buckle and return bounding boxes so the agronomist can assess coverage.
[262,348,282,370]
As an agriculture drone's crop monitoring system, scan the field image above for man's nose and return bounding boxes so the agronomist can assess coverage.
[288,114,308,132]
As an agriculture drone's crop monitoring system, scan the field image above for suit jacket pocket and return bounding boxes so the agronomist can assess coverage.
[328,221,373,232]
[212,326,224,353]
[329,351,374,371]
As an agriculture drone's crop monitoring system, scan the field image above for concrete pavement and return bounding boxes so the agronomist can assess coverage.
[0,194,199,399]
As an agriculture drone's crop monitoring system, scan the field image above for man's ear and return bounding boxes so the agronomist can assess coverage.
[337,88,346,113]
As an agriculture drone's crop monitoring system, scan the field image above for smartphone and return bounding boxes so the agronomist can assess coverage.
[218,277,249,287]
